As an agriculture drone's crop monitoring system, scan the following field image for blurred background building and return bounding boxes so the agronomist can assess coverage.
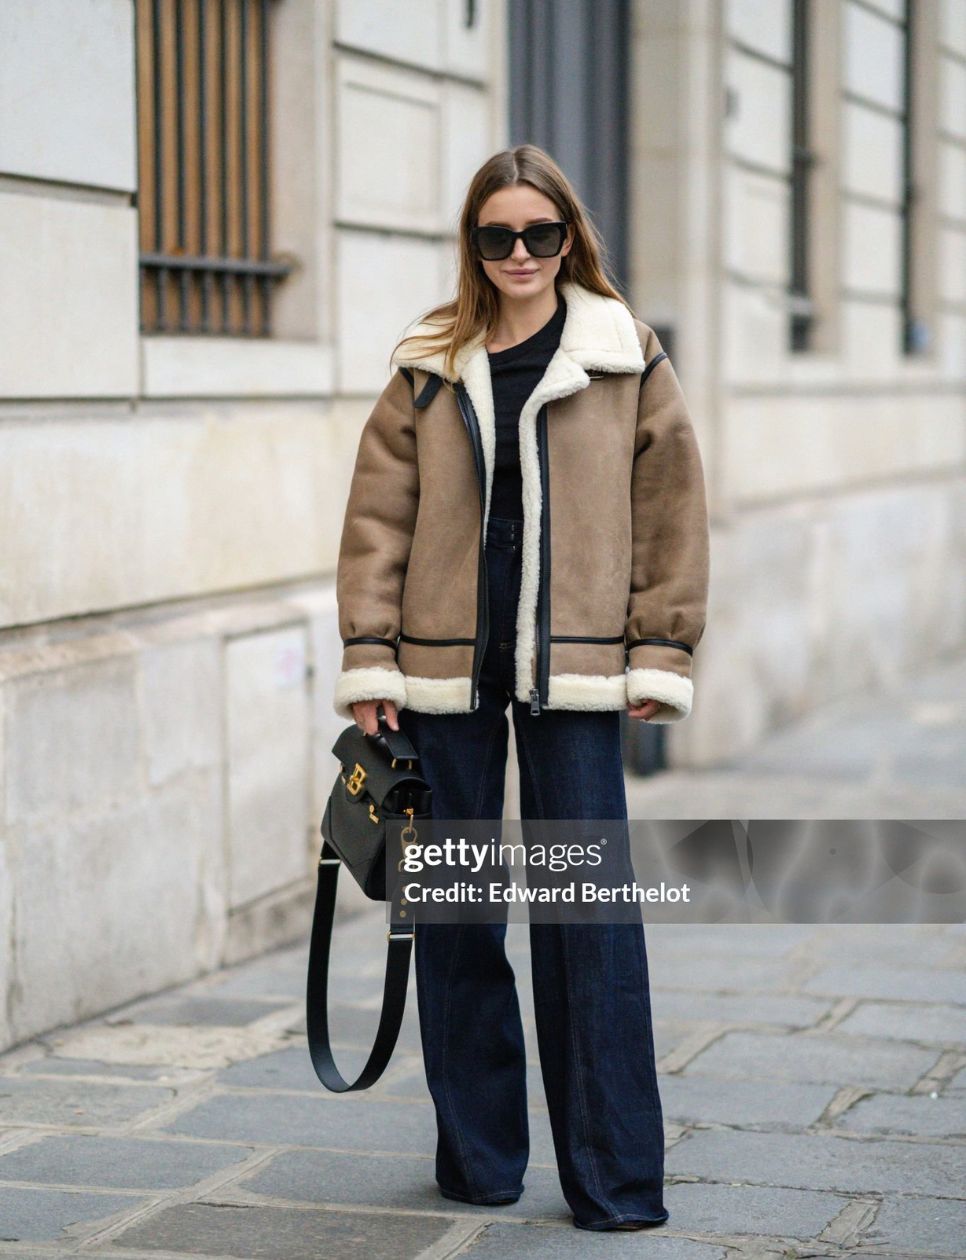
[0,0,963,1052]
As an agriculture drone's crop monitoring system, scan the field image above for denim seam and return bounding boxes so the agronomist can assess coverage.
[439,923,478,1198]
[514,711,547,819]
[637,925,666,1132]
[560,925,620,1221]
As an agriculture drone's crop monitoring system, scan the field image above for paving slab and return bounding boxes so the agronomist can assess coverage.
[837,1091,966,1138]
[665,1129,966,1198]
[158,1091,439,1154]
[107,1201,459,1259]
[861,1193,966,1255]
[834,1000,966,1045]
[16,1057,180,1081]
[0,1077,175,1129]
[0,1133,256,1189]
[0,1185,147,1245]
[661,1180,849,1239]
[659,1074,837,1127]
[681,1030,939,1090]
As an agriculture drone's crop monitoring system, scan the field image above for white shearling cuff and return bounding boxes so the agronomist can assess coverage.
[626,667,693,723]
[334,666,407,722]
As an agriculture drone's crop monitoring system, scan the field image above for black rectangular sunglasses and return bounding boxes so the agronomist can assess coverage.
[472,221,569,261]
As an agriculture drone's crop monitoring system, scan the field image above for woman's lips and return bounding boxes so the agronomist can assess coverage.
[506,270,537,278]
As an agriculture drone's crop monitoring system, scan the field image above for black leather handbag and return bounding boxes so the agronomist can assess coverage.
[306,711,432,1092]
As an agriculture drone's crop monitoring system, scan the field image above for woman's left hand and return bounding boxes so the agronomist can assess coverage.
[627,698,661,722]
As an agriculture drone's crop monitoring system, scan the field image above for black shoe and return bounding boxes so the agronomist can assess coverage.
[573,1214,669,1231]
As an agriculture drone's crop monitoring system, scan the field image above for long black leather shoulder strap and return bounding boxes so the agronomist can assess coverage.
[306,841,413,1092]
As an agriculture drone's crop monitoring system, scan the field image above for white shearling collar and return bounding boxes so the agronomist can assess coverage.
[390,279,645,382]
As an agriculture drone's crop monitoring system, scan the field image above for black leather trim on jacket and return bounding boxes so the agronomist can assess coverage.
[626,636,693,656]
[399,366,415,387]
[535,403,551,712]
[399,633,476,647]
[453,382,490,709]
[551,634,625,644]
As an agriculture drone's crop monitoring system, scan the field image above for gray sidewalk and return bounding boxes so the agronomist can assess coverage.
[0,913,964,1258]
[1,653,964,1258]
[628,650,966,819]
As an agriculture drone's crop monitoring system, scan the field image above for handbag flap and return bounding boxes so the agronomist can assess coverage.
[331,723,427,808]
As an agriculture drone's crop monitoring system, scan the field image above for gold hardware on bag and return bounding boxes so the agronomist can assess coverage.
[401,806,417,844]
[390,757,415,769]
[397,806,418,872]
[368,802,380,824]
[346,763,366,796]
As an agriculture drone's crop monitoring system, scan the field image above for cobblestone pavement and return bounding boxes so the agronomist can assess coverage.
[0,912,964,1259]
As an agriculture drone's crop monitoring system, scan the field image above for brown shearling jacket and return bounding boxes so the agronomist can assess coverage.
[333,279,710,724]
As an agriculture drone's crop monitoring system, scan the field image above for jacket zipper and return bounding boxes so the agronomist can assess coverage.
[454,382,490,710]
[530,402,551,715]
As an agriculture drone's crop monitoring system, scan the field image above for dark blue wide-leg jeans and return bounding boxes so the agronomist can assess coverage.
[397,516,669,1230]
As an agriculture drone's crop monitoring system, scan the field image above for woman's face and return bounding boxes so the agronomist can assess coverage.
[475,184,573,304]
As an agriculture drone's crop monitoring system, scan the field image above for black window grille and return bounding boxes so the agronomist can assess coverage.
[899,0,924,355]
[789,0,815,351]
[134,0,292,337]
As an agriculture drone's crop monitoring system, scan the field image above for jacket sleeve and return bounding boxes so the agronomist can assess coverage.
[333,366,419,720]
[625,331,710,722]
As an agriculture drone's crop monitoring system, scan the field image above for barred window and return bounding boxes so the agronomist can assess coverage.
[134,0,292,336]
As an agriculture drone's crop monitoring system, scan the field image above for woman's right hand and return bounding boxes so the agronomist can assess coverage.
[351,698,400,736]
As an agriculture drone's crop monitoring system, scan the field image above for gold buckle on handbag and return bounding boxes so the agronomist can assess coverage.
[345,763,367,796]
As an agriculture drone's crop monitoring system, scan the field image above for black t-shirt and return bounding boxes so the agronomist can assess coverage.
[486,290,567,522]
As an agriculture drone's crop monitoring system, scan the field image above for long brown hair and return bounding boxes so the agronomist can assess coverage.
[389,144,632,381]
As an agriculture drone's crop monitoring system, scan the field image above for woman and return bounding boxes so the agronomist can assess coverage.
[333,145,710,1231]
